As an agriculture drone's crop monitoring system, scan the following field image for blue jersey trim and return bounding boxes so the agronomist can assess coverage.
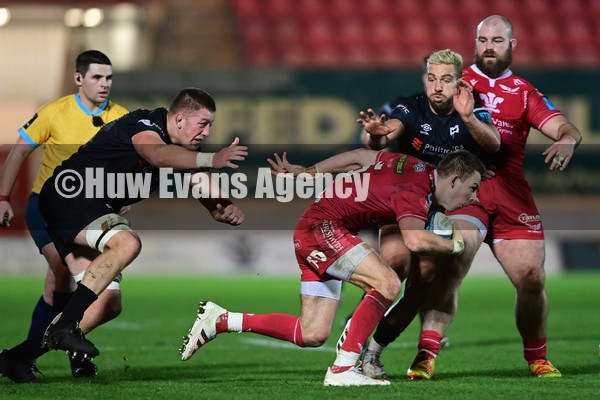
[18,127,39,148]
[75,93,108,116]
[542,97,556,111]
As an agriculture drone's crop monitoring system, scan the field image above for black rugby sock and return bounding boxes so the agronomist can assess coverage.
[54,282,98,328]
[372,317,404,347]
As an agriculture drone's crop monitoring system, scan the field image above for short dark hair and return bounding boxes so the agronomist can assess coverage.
[75,50,112,76]
[168,88,216,115]
[437,150,486,181]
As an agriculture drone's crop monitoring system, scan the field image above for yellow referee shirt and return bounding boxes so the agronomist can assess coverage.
[18,94,129,194]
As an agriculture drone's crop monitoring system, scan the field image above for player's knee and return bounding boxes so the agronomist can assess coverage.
[378,274,402,301]
[298,320,332,347]
[107,231,142,263]
[521,265,545,286]
[302,330,330,347]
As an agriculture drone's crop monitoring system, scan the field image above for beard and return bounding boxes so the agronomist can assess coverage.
[475,46,513,78]
[429,95,454,115]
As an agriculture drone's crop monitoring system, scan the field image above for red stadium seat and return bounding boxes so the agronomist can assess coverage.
[273,20,302,49]
[234,0,598,68]
[232,0,264,23]
[241,21,271,49]
[522,0,554,19]
[555,1,585,19]
[425,0,455,19]
[264,0,296,20]
[388,0,421,20]
[330,0,359,22]
[298,0,326,21]
[363,0,391,19]
[538,45,570,68]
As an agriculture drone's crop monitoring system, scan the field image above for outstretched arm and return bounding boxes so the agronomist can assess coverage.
[357,108,403,150]
[267,148,380,176]
[133,132,248,169]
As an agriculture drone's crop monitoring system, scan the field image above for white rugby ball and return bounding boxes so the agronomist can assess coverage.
[425,211,453,239]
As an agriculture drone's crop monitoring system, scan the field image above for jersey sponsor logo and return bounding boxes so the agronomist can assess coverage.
[479,92,504,113]
[414,161,426,172]
[420,123,432,136]
[449,125,459,137]
[397,104,410,114]
[319,220,344,253]
[518,213,542,230]
[23,113,38,129]
[411,137,423,151]
[499,84,519,94]
[394,155,408,175]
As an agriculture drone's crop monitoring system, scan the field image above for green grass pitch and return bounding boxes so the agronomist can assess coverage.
[1,272,599,399]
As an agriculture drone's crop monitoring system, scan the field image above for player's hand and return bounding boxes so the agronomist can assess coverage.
[267,152,305,176]
[450,221,464,255]
[356,109,395,136]
[454,78,475,118]
[483,168,496,179]
[212,137,248,169]
[118,205,132,216]
[542,141,575,171]
[0,200,13,228]
[212,203,245,225]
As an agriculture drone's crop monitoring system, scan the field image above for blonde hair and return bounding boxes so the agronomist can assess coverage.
[427,49,463,78]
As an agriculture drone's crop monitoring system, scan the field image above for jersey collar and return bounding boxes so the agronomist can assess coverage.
[75,93,108,116]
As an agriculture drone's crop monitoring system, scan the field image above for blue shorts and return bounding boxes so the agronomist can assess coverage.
[25,192,52,252]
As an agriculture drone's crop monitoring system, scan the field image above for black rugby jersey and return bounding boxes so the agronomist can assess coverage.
[390,94,491,165]
[49,108,200,209]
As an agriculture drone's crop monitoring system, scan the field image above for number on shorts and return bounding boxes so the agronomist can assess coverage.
[306,250,327,267]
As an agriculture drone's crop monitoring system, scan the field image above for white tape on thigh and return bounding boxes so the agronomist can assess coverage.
[85,213,132,252]
[300,280,342,300]
[325,242,375,281]
[72,271,122,290]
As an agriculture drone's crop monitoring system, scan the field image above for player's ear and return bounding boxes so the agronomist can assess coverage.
[74,73,82,84]
[450,175,460,188]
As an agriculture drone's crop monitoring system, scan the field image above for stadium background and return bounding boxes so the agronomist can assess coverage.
[0,0,599,277]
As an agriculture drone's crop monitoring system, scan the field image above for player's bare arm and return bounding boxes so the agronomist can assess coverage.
[540,115,582,171]
[357,108,402,150]
[398,217,464,256]
[454,78,501,153]
[132,131,247,169]
[0,137,37,227]
[268,149,379,176]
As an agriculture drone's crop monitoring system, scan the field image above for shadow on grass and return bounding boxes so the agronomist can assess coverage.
[74,361,326,384]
